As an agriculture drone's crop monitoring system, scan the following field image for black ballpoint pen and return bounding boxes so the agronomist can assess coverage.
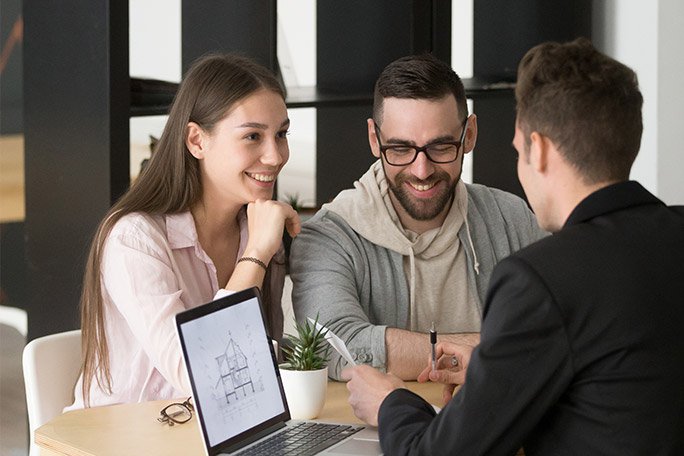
[430,321,437,372]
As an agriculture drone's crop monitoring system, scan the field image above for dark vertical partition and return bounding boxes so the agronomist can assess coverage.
[469,0,592,200]
[0,0,23,134]
[474,0,592,81]
[182,0,278,73]
[23,0,129,339]
[470,91,522,198]
[317,0,412,92]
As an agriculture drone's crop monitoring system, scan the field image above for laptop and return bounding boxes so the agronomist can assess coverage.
[175,287,382,456]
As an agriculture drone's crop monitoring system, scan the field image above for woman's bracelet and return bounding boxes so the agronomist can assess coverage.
[237,256,268,271]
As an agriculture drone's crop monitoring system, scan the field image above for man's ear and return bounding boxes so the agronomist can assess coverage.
[529,131,549,173]
[367,118,381,158]
[463,114,478,155]
[186,122,206,159]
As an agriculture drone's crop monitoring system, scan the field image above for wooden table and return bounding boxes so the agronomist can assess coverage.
[36,381,443,456]
[0,134,25,223]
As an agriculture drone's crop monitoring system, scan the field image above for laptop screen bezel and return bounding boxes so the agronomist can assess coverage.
[175,287,292,456]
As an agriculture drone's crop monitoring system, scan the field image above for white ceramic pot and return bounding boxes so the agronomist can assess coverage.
[278,365,328,420]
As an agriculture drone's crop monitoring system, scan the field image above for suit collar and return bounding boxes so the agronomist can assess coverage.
[565,181,663,227]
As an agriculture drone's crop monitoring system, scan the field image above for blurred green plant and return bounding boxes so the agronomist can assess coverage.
[283,193,303,212]
[281,315,331,371]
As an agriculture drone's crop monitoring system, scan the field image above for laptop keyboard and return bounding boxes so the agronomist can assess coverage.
[235,422,363,456]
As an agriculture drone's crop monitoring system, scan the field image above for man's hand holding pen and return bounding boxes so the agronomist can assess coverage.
[417,341,474,406]
[342,335,475,425]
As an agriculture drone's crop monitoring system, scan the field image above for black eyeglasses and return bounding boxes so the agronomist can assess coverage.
[157,397,194,426]
[374,117,468,166]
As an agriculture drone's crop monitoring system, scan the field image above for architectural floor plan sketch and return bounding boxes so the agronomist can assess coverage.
[216,333,255,404]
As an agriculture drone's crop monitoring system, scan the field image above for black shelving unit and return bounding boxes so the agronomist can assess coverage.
[22,0,591,340]
[181,1,277,75]
[23,0,129,340]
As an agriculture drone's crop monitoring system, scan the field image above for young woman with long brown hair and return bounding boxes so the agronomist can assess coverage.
[67,53,300,409]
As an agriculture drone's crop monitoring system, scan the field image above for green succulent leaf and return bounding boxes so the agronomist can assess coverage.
[281,314,331,371]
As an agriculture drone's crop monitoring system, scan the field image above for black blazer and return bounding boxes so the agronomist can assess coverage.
[378,181,684,456]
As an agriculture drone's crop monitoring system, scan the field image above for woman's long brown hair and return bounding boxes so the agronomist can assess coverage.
[80,54,285,406]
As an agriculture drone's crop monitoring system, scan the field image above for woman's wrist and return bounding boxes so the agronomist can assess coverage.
[236,256,267,271]
[241,246,271,264]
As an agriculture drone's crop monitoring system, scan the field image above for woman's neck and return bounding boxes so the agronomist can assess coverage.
[191,197,244,244]
[191,200,243,287]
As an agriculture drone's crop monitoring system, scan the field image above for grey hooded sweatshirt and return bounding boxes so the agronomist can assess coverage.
[290,161,546,379]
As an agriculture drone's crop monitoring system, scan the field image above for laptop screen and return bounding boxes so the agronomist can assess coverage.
[176,288,289,452]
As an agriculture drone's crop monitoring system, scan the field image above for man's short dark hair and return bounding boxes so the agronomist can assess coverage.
[516,38,643,184]
[373,54,468,125]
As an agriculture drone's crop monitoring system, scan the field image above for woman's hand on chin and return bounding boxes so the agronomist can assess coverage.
[243,199,301,262]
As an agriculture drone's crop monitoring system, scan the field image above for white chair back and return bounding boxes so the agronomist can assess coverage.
[22,329,82,456]
[0,305,28,337]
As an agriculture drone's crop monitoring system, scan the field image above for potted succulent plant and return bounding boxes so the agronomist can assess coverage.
[279,316,331,419]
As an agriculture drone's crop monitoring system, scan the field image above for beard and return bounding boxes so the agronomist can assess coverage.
[386,168,458,221]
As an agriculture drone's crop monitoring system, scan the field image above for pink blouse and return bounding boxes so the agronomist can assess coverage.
[66,210,284,410]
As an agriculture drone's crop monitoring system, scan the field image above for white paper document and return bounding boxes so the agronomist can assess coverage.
[308,318,356,366]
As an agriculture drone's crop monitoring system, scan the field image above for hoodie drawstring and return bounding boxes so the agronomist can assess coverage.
[463,211,480,276]
[407,250,417,327]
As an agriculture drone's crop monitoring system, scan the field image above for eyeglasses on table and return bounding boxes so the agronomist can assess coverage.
[157,397,194,426]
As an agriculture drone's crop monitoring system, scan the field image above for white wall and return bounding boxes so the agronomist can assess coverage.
[452,0,475,184]
[594,0,684,205]
[128,0,181,182]
[129,0,181,81]
[657,0,684,204]
[276,0,317,207]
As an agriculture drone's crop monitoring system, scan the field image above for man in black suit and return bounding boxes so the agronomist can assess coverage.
[341,38,684,455]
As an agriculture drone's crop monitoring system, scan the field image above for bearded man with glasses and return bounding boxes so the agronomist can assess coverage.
[290,54,546,381]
